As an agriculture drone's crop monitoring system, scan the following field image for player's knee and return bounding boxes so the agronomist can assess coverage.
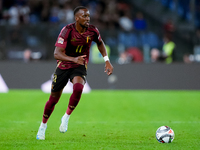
[51,91,62,98]
[73,83,84,95]
[48,94,60,106]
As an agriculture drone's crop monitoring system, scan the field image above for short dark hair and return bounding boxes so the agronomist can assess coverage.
[74,6,88,16]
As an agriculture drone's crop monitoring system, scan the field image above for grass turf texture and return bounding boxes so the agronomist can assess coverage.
[0,90,200,150]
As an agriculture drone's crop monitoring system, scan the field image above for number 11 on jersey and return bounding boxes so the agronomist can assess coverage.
[76,45,83,53]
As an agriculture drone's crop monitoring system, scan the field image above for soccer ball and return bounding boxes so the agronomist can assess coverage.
[156,126,175,143]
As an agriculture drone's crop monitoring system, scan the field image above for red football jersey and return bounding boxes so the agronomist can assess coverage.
[55,23,102,69]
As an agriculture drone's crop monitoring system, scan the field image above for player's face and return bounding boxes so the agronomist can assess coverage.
[76,9,90,28]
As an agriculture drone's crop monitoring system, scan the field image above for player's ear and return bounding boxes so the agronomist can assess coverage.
[75,16,79,22]
[74,12,79,22]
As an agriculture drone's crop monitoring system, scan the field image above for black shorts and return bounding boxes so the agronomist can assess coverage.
[51,65,87,92]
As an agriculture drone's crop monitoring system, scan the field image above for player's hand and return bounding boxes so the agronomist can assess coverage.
[74,55,87,65]
[104,61,113,76]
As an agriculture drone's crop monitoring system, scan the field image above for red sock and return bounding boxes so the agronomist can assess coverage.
[66,83,83,115]
[42,95,60,123]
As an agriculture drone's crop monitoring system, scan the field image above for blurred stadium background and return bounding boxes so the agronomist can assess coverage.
[0,0,200,90]
[1,1,200,149]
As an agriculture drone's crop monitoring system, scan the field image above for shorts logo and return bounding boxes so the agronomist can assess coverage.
[58,37,64,44]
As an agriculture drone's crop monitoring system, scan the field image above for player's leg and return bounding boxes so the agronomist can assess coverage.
[59,76,85,133]
[59,65,86,133]
[36,90,62,140]
[37,67,69,139]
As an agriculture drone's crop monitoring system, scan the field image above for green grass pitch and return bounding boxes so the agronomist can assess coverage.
[0,90,200,150]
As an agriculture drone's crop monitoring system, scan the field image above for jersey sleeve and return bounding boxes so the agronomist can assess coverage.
[55,26,71,48]
[93,27,102,44]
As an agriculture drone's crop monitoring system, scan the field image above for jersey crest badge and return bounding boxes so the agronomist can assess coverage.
[86,36,91,43]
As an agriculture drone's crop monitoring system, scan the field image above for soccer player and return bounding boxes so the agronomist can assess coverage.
[36,6,113,140]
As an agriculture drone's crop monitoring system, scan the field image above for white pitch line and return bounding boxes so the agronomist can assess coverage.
[11,121,28,124]
[73,121,200,124]
[10,121,200,124]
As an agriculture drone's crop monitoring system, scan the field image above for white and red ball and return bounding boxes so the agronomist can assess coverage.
[156,126,175,143]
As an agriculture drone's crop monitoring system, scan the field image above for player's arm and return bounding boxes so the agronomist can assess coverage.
[54,46,86,65]
[97,40,113,76]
